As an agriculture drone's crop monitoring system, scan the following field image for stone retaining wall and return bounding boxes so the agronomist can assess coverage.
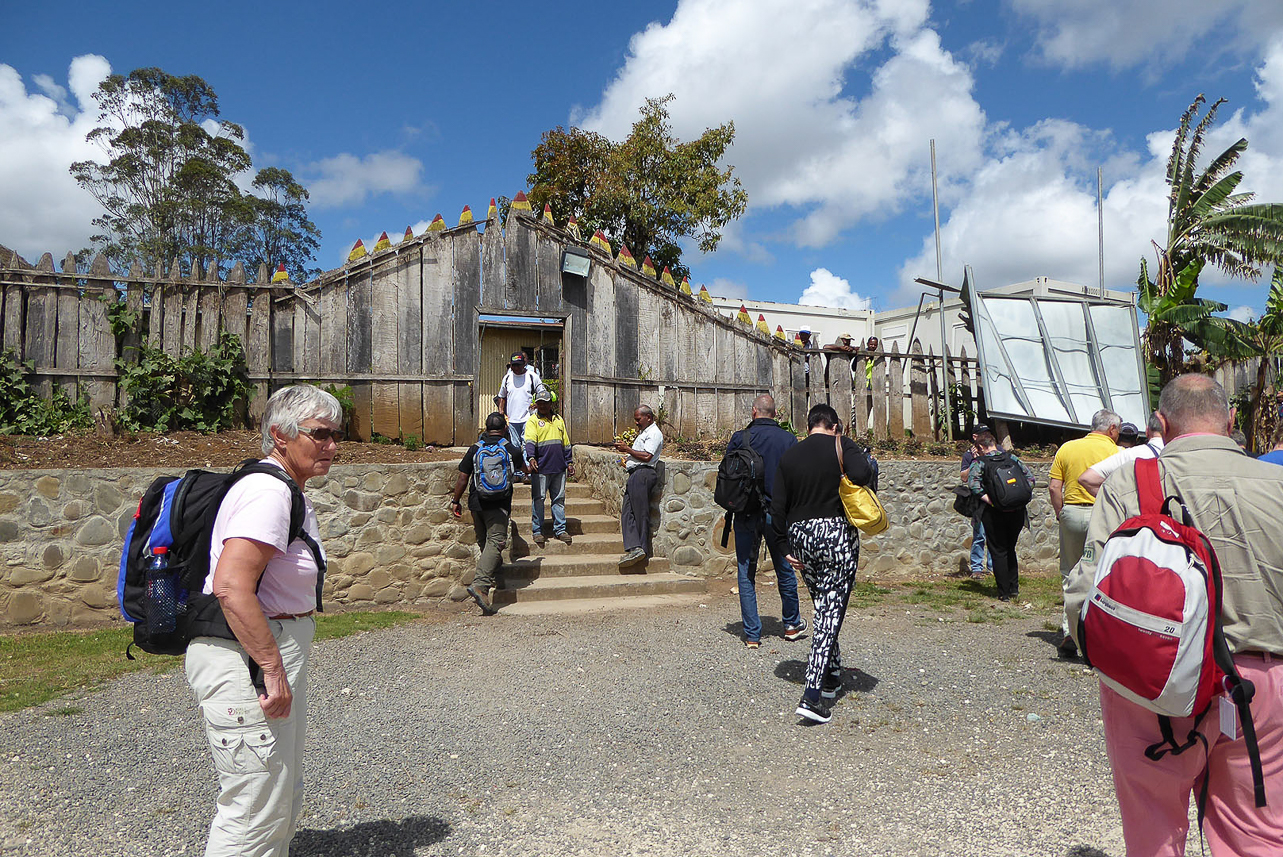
[0,450,1058,628]
[575,446,1058,579]
[0,463,478,628]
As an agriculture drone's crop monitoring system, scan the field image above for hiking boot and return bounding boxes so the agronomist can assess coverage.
[532,532,546,547]
[618,547,647,569]
[783,619,808,641]
[466,584,495,615]
[555,532,572,545]
[796,696,832,724]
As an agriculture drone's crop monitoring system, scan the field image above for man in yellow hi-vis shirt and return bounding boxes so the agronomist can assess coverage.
[524,385,574,547]
[1048,408,1119,658]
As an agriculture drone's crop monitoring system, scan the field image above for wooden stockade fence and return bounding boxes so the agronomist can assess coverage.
[0,212,981,446]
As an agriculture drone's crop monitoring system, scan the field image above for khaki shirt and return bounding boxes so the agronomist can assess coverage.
[1065,433,1283,655]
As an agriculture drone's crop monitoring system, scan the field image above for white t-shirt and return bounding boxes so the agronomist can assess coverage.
[627,423,664,471]
[204,460,324,616]
[500,368,542,423]
[1089,437,1165,482]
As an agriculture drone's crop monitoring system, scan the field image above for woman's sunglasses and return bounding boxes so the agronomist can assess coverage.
[298,427,345,443]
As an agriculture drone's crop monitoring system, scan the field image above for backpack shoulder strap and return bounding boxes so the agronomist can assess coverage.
[743,421,759,455]
[1134,456,1164,515]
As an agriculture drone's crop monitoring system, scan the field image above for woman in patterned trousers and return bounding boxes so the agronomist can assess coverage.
[770,403,874,724]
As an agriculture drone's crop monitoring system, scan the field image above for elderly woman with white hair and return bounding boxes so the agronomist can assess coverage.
[184,384,341,857]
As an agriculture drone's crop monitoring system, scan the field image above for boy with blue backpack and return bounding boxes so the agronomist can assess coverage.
[451,412,522,614]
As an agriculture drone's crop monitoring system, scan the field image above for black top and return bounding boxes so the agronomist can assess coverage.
[724,417,798,502]
[771,432,874,539]
[458,433,522,512]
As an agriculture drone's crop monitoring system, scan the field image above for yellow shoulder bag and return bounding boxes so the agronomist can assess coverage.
[835,434,888,535]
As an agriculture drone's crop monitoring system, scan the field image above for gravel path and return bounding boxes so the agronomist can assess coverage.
[0,589,1188,856]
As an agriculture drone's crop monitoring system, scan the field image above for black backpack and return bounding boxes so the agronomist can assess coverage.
[117,459,326,662]
[715,424,766,546]
[981,451,1033,510]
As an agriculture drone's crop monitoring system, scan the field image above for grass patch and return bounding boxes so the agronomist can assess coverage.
[855,571,1065,621]
[313,610,418,641]
[849,580,892,609]
[0,610,421,714]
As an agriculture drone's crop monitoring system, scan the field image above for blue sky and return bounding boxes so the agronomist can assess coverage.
[4,0,1283,319]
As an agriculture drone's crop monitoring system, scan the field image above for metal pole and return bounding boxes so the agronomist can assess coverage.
[1098,167,1105,298]
[931,140,951,438]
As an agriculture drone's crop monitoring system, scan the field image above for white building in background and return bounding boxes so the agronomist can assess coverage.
[707,296,874,346]
[710,277,1134,356]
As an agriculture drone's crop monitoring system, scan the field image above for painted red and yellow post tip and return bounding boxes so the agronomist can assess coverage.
[641,255,656,277]
[512,191,532,212]
[428,214,446,232]
[590,230,611,253]
[347,239,367,262]
[566,215,580,238]
[661,267,676,288]
[459,206,473,225]
[617,244,637,268]
[697,284,711,302]
[487,199,498,220]
[271,262,289,283]
[736,305,753,325]
[775,325,786,340]
[794,333,804,345]
[404,226,415,241]
[373,231,392,252]
[756,314,771,335]
[542,203,555,224]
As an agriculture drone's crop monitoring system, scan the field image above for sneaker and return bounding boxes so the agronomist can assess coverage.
[744,639,760,649]
[1057,636,1080,661]
[618,547,647,569]
[969,571,988,580]
[796,696,832,724]
[532,532,546,547]
[555,532,572,545]
[466,584,495,615]
[821,668,844,700]
[783,619,808,641]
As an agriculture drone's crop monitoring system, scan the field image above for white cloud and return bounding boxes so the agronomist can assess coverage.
[1228,305,1256,323]
[305,150,427,209]
[575,0,983,251]
[709,277,748,300]
[1009,0,1283,74]
[0,55,111,261]
[800,267,872,310]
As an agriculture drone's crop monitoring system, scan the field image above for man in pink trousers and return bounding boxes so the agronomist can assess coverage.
[1065,374,1283,856]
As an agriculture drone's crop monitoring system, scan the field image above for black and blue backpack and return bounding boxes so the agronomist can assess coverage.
[118,459,324,658]
[472,438,513,496]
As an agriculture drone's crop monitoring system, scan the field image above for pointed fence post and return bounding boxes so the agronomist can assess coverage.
[56,253,80,403]
[910,339,931,438]
[888,341,904,437]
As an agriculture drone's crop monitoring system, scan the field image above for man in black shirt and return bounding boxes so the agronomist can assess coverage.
[451,412,522,615]
[723,394,802,648]
[771,403,874,724]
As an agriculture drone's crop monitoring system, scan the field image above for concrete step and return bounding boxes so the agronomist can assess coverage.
[509,532,625,559]
[507,496,606,517]
[493,572,706,605]
[509,480,595,499]
[501,553,670,579]
[460,513,617,536]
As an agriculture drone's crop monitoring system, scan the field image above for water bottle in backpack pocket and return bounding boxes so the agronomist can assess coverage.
[145,546,177,635]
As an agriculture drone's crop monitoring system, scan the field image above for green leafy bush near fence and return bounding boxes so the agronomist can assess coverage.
[0,349,93,436]
[117,331,251,433]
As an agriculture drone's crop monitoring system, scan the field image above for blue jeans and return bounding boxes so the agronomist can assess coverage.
[735,511,801,642]
[508,420,527,467]
[531,470,567,536]
[970,515,992,573]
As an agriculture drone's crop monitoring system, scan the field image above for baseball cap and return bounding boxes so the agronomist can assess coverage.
[534,385,553,403]
[972,423,991,435]
[510,351,527,364]
[1119,422,1139,438]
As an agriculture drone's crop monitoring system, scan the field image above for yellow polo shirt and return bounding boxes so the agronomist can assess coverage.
[1049,432,1119,506]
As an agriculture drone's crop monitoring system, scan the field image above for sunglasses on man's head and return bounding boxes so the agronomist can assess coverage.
[298,426,345,443]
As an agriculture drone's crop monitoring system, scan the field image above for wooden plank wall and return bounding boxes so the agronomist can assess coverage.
[0,212,979,446]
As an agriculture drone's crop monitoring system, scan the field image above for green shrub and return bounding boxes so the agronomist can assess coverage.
[0,349,93,435]
[117,330,251,433]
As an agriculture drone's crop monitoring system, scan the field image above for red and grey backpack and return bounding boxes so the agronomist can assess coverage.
[1078,456,1265,809]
